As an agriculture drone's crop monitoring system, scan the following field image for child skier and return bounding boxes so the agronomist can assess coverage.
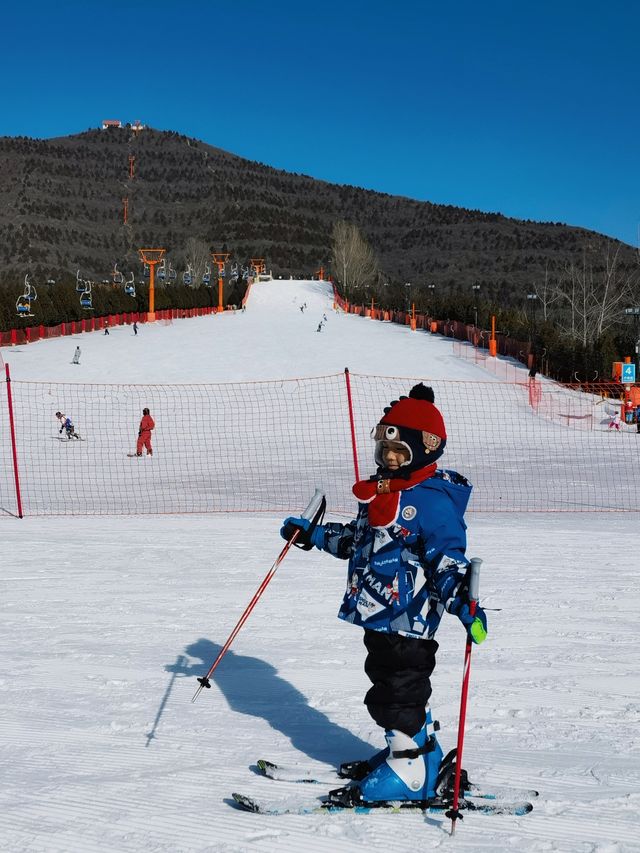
[71,346,81,364]
[136,408,155,456]
[608,411,621,431]
[55,411,81,440]
[280,384,487,807]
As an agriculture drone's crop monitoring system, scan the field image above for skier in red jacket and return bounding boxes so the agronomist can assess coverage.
[136,408,155,456]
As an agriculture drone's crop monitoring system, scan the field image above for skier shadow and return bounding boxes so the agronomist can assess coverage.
[169,637,374,765]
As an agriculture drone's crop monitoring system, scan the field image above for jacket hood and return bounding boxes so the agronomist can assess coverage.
[418,469,472,517]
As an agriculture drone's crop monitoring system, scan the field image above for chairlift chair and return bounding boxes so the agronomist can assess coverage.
[168,262,177,282]
[112,262,124,285]
[80,281,93,310]
[124,272,136,297]
[183,264,193,286]
[76,270,86,292]
[143,263,150,278]
[203,263,211,285]
[230,262,239,282]
[157,258,167,282]
[16,296,33,317]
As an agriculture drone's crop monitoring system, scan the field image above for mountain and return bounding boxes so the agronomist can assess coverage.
[0,125,635,293]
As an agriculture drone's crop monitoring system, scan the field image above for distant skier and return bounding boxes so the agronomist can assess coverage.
[608,411,621,431]
[133,321,138,336]
[104,326,110,335]
[300,305,305,313]
[316,322,323,332]
[279,384,485,808]
[136,408,155,457]
[55,411,81,440]
[71,346,81,364]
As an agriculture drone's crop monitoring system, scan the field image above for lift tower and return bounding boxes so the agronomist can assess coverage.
[212,252,230,312]
[138,248,166,321]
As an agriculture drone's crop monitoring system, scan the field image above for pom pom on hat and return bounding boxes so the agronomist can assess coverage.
[380,383,446,440]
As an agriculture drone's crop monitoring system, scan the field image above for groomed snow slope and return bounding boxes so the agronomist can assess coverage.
[1,279,639,852]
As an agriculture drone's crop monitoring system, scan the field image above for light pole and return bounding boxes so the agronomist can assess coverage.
[427,283,435,314]
[404,282,411,313]
[624,307,640,377]
[526,293,538,340]
[472,284,480,330]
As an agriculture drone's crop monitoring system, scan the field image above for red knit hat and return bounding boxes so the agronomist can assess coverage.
[373,383,447,473]
[380,385,446,439]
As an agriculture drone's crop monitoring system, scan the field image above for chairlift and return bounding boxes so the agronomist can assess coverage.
[76,270,85,292]
[80,280,93,310]
[202,263,211,285]
[157,258,167,282]
[143,263,150,278]
[16,297,33,317]
[168,262,177,282]
[230,262,239,282]
[241,265,249,281]
[183,264,193,286]
[112,262,124,285]
[124,272,136,297]
[16,274,37,316]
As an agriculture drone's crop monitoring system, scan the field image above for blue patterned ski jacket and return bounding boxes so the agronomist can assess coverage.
[316,470,472,640]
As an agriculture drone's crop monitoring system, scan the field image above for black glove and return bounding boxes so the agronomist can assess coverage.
[280,517,325,550]
[280,495,327,551]
[138,430,142,436]
[59,428,63,433]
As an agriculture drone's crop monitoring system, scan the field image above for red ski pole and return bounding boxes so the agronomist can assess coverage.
[191,488,326,703]
[447,557,482,834]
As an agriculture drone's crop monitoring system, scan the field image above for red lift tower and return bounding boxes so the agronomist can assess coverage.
[138,248,166,321]
[212,252,230,312]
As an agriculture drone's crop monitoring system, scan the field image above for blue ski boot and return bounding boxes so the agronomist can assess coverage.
[338,707,439,783]
[331,711,443,806]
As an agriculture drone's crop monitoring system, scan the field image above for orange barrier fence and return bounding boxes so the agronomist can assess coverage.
[0,307,219,347]
[332,291,533,369]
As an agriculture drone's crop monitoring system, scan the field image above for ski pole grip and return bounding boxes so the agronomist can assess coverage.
[468,557,482,603]
[301,488,326,521]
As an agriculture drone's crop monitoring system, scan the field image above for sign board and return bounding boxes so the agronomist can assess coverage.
[621,363,636,383]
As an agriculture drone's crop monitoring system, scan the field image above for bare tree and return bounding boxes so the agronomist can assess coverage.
[330,221,378,297]
[533,261,562,322]
[550,243,639,346]
[184,237,211,287]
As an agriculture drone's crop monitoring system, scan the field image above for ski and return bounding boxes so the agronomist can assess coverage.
[232,791,534,816]
[255,759,538,802]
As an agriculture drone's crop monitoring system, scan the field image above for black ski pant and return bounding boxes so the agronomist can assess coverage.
[363,629,438,737]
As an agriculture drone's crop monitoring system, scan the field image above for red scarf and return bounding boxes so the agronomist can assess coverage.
[352,464,437,527]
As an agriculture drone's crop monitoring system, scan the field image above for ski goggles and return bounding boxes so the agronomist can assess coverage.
[371,424,402,441]
[371,423,442,451]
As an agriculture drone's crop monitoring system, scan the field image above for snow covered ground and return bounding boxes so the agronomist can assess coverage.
[1,279,639,852]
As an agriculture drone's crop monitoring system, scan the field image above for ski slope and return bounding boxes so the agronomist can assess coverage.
[1,279,639,852]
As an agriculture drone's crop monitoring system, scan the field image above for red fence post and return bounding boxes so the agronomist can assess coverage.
[344,367,360,482]
[4,363,24,518]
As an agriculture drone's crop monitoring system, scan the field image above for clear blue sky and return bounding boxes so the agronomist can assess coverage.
[2,0,638,246]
